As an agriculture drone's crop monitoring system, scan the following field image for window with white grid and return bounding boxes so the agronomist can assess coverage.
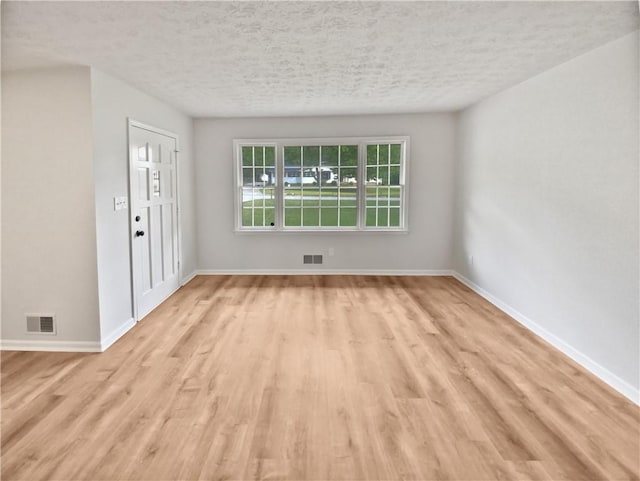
[282,144,358,228]
[234,137,408,232]
[365,143,403,228]
[240,145,276,228]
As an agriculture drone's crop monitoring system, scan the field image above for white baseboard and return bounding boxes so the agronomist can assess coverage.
[452,272,639,405]
[0,318,137,353]
[181,270,198,285]
[0,339,102,352]
[195,269,454,276]
[100,317,136,351]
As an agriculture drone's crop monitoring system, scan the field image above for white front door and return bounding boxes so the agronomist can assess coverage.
[129,121,180,321]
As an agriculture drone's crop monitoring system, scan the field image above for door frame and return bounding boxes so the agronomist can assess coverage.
[127,118,182,321]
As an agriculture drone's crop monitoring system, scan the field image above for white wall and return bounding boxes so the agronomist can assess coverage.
[2,66,100,345]
[90,69,196,341]
[194,113,456,273]
[454,32,639,396]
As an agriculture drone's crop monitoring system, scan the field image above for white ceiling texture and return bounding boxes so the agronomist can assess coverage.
[2,1,638,117]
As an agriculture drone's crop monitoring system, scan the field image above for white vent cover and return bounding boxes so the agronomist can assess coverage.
[26,314,56,335]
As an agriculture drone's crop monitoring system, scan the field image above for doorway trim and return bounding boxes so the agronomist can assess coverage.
[127,118,182,321]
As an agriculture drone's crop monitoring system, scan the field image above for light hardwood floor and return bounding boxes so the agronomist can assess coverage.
[2,275,638,480]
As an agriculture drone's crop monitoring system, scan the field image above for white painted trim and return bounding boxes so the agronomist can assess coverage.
[127,118,182,322]
[452,272,640,405]
[234,136,410,233]
[100,317,136,351]
[0,339,101,352]
[1,317,137,353]
[128,119,178,140]
[181,270,198,285]
[195,269,453,276]
[137,282,183,321]
[233,229,410,235]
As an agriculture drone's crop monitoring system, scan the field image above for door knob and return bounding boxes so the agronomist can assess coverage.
[135,230,145,237]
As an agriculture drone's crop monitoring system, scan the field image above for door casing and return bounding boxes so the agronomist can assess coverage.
[127,118,182,321]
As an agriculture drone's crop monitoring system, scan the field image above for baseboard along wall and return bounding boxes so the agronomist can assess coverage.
[452,272,639,405]
[0,339,102,352]
[193,269,454,276]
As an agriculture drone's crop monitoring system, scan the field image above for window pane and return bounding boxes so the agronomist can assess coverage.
[284,167,302,186]
[340,167,357,184]
[254,147,264,166]
[389,165,401,185]
[379,144,389,164]
[242,207,253,227]
[321,145,338,166]
[390,143,401,164]
[339,207,357,226]
[303,146,320,167]
[366,166,380,184]
[340,145,358,166]
[302,207,319,226]
[265,146,275,167]
[320,207,338,227]
[367,144,378,165]
[309,168,336,186]
[301,168,319,185]
[284,207,301,227]
[256,169,271,185]
[389,208,401,227]
[338,188,357,207]
[365,207,377,227]
[242,146,253,166]
[242,168,254,185]
[377,208,389,227]
[242,186,255,203]
[284,146,302,166]
[389,187,401,206]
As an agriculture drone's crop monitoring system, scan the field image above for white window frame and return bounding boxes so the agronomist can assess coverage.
[233,136,410,232]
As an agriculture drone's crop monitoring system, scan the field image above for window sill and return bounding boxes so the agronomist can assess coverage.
[234,228,409,235]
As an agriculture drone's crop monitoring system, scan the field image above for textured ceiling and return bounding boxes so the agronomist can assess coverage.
[2,1,638,117]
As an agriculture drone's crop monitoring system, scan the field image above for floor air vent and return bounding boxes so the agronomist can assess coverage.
[26,314,56,334]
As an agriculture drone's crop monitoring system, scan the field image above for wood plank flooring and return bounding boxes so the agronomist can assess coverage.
[2,275,638,480]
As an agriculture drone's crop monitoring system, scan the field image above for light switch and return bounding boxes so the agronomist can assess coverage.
[114,196,128,211]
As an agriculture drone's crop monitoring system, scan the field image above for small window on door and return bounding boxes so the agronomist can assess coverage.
[152,171,161,197]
